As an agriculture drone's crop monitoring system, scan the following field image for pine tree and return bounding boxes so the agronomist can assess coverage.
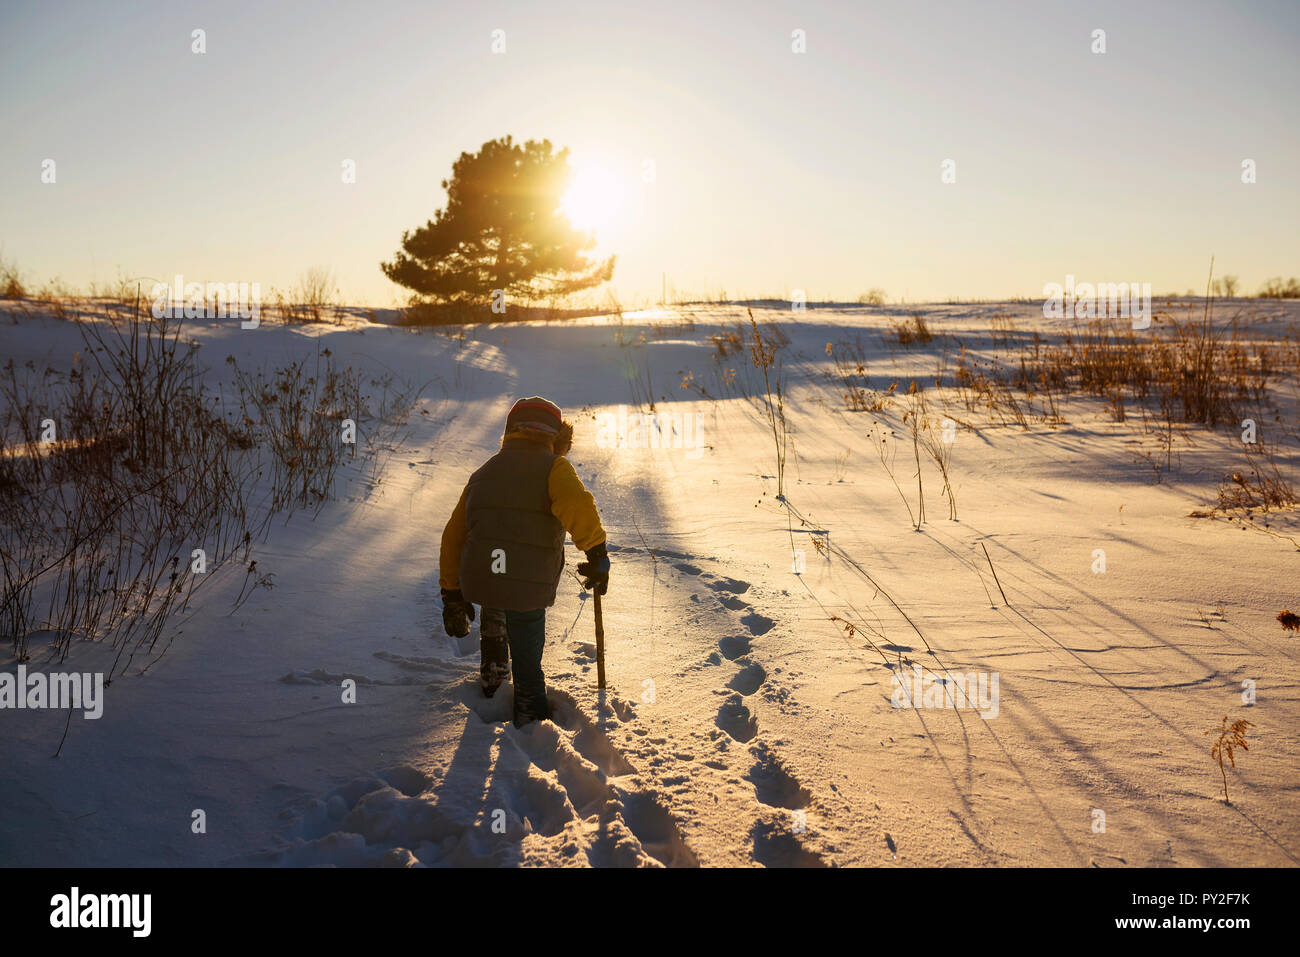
[382,136,614,304]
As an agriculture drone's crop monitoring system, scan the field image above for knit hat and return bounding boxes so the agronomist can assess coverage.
[505,396,563,437]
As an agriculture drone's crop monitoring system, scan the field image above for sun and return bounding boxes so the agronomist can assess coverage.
[561,164,624,232]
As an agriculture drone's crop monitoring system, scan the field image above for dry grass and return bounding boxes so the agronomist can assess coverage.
[1,298,261,668]
[867,418,917,528]
[710,327,744,358]
[892,312,933,346]
[827,338,895,412]
[913,392,958,520]
[1205,716,1254,804]
[1216,461,1297,511]
[950,310,1285,432]
[275,266,339,323]
[747,308,789,499]
[0,292,387,676]
[1,255,25,299]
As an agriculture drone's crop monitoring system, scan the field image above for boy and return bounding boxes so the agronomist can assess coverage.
[439,396,610,727]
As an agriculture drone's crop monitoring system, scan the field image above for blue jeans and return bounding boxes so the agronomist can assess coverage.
[502,608,550,727]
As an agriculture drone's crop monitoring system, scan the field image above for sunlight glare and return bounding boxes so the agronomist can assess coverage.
[561,165,624,232]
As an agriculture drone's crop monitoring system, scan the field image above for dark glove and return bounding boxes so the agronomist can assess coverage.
[576,543,610,596]
[441,587,475,637]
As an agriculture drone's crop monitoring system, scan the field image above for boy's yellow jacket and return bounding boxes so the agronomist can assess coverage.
[439,454,605,592]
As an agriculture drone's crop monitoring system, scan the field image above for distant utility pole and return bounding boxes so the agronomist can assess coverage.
[661,272,666,305]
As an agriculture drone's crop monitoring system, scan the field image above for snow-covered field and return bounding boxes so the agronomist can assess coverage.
[2,299,1297,867]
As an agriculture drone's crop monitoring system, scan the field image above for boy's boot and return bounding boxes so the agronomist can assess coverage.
[478,607,511,698]
[505,608,551,726]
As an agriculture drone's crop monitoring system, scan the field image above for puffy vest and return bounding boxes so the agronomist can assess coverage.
[458,441,566,611]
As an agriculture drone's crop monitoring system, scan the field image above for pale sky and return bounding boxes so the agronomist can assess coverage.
[2,0,1297,306]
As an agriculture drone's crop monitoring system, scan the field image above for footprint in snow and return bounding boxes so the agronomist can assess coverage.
[751,818,828,868]
[718,635,751,661]
[654,548,691,561]
[745,745,810,810]
[715,694,758,743]
[727,660,767,696]
[704,576,751,595]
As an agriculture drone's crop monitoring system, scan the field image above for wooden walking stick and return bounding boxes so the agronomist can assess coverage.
[594,591,606,689]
